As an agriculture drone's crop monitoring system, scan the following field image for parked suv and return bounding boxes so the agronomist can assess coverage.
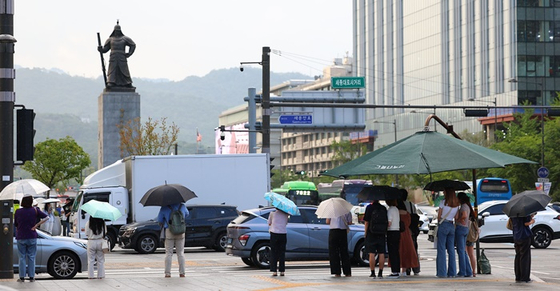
[119,205,239,254]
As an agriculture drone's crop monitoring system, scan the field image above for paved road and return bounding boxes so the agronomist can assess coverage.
[2,234,560,290]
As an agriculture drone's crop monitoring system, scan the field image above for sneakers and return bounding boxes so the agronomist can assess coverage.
[388,273,400,278]
[29,278,35,282]
[17,278,24,282]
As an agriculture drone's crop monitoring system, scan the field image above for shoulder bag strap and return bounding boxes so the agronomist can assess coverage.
[439,208,452,225]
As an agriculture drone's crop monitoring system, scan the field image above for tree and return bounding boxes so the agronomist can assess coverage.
[488,107,545,194]
[329,140,367,167]
[119,117,180,156]
[22,136,91,197]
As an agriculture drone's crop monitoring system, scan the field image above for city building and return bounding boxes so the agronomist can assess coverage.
[217,57,360,177]
[353,1,560,146]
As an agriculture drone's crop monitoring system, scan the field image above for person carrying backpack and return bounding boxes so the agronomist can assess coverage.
[363,200,388,279]
[157,203,189,278]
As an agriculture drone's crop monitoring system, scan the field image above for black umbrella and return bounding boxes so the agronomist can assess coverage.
[502,190,551,217]
[357,185,402,201]
[423,180,471,192]
[140,183,197,206]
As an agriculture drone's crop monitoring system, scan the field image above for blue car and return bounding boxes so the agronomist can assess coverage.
[225,206,368,268]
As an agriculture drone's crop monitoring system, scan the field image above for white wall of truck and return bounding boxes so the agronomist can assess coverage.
[72,154,270,243]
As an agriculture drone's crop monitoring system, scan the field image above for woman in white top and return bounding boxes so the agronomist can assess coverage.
[85,216,107,279]
[268,209,289,276]
[436,187,460,278]
[386,199,401,278]
[326,212,353,277]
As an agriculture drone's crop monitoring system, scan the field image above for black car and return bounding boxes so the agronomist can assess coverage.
[118,205,239,254]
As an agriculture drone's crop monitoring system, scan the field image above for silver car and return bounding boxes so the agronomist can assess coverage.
[13,229,88,279]
[225,206,367,268]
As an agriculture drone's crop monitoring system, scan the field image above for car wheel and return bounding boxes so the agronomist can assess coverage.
[241,257,254,266]
[136,234,158,254]
[352,240,369,267]
[106,232,117,251]
[532,226,552,249]
[47,251,80,279]
[213,232,227,252]
[251,242,271,269]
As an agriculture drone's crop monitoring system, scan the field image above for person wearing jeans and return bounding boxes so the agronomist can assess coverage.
[268,209,289,276]
[455,192,473,277]
[14,195,48,283]
[436,188,460,278]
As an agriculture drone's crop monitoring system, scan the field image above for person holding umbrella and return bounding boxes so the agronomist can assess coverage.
[436,187,460,278]
[326,211,353,277]
[81,199,123,279]
[512,212,535,283]
[85,216,107,279]
[502,190,551,283]
[157,203,189,278]
[14,194,49,282]
[268,208,289,276]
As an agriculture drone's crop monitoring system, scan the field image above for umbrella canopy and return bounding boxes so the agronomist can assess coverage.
[502,190,551,217]
[315,197,353,218]
[424,180,471,192]
[322,131,537,177]
[140,183,197,207]
[264,192,300,216]
[41,198,61,204]
[357,185,402,201]
[82,200,123,221]
[0,179,50,202]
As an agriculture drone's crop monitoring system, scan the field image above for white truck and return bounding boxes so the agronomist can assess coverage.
[70,154,270,247]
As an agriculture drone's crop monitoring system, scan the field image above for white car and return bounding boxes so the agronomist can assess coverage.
[478,200,560,248]
[416,205,437,234]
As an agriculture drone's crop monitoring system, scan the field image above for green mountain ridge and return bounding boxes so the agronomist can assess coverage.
[14,67,309,168]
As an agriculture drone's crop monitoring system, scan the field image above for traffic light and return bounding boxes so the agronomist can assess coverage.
[16,108,35,162]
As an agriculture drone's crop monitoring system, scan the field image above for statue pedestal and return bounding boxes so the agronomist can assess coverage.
[98,91,140,169]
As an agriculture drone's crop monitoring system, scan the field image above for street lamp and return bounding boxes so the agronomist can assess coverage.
[240,47,271,154]
[467,97,498,142]
[374,119,398,184]
[509,78,544,167]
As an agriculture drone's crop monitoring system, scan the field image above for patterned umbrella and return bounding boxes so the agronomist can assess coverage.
[264,192,300,216]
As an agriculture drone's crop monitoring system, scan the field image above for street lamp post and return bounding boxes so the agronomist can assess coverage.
[374,119,398,184]
[509,78,545,167]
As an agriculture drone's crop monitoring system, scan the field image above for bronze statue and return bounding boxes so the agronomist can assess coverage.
[98,21,136,91]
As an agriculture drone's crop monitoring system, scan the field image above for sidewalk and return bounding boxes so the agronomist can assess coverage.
[0,254,546,291]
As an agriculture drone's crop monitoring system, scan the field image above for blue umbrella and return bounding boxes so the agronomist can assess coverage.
[264,192,300,216]
[82,200,123,221]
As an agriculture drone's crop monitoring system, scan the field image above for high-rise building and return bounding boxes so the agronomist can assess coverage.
[353,1,560,146]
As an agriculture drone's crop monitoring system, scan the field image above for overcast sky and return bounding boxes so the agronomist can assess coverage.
[13,1,352,81]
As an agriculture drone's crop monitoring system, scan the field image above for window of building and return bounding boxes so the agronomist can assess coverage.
[321,147,326,154]
[518,55,545,76]
[327,133,332,139]
[321,133,325,139]
[282,153,286,159]
[303,135,308,142]
[518,90,540,105]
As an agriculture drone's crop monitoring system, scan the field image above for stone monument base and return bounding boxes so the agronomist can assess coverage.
[98,91,140,169]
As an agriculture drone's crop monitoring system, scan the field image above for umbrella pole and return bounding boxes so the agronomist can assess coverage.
[473,169,480,274]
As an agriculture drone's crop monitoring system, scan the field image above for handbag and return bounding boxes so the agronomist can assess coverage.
[467,219,479,243]
[506,218,513,231]
[102,239,110,254]
[101,226,110,254]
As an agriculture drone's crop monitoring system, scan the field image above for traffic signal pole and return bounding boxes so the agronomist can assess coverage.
[0,0,16,278]
[261,47,271,155]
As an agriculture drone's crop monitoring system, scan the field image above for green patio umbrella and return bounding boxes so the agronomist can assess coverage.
[322,130,537,178]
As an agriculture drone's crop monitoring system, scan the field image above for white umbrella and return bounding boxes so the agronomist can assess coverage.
[41,198,61,204]
[0,179,50,202]
[315,197,353,219]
